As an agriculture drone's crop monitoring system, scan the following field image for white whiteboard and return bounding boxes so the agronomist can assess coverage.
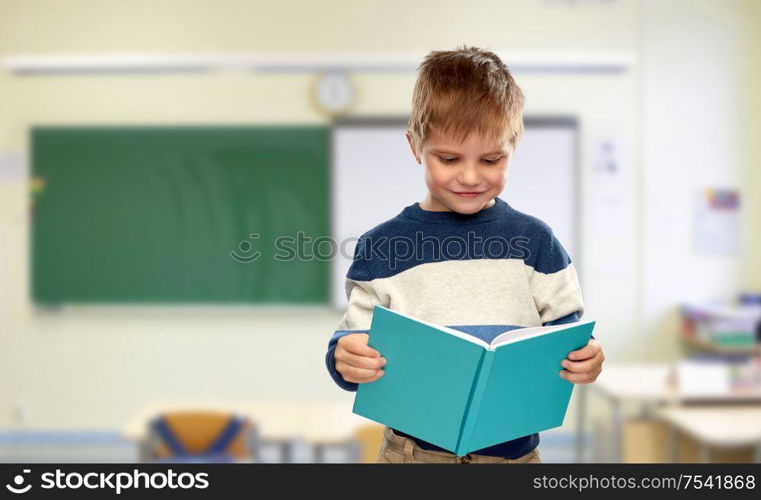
[331,119,578,309]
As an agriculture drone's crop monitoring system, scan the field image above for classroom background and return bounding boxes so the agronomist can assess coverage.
[0,0,760,463]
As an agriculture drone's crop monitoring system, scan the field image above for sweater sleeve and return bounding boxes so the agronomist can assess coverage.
[528,228,585,324]
[325,237,388,392]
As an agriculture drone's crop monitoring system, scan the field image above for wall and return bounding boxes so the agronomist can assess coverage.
[0,0,757,430]
[640,0,761,360]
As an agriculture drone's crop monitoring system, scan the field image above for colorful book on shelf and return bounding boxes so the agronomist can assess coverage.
[352,305,596,456]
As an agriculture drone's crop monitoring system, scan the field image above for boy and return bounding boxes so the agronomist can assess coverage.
[325,46,604,464]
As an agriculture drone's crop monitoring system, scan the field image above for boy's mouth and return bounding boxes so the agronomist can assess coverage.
[453,191,484,198]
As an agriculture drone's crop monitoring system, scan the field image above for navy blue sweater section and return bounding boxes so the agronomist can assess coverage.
[346,197,573,282]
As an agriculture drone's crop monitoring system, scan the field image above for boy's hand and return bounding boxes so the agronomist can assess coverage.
[334,333,387,384]
[559,338,604,384]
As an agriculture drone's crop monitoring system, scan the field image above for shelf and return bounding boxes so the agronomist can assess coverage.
[679,332,761,356]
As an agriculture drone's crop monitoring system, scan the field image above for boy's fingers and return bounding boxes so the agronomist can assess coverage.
[335,350,387,370]
[344,340,381,358]
[568,339,600,360]
[559,366,602,384]
[337,363,385,383]
[337,362,383,381]
[561,352,602,373]
[337,333,383,358]
[360,370,386,383]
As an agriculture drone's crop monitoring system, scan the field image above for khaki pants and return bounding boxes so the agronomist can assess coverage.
[376,426,542,464]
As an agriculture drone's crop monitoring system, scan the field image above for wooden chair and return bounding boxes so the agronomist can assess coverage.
[352,424,385,463]
[140,410,258,463]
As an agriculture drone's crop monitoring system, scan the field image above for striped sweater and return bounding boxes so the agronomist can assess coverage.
[325,196,585,459]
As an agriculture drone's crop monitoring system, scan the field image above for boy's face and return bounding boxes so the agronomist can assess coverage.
[406,127,513,214]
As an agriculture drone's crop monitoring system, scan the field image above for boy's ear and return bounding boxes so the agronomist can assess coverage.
[405,130,421,164]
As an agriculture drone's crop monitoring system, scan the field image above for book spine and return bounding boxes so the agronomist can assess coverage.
[454,349,496,456]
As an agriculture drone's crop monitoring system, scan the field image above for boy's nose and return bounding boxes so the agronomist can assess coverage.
[457,165,480,186]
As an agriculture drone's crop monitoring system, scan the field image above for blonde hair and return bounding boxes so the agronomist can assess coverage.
[408,45,525,154]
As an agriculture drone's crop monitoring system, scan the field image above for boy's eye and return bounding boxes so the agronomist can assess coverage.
[438,157,499,165]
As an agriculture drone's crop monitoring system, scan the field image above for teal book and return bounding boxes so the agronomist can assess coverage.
[353,305,596,456]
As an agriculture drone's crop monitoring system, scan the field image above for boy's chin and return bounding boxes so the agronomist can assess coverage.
[424,190,496,213]
[443,196,492,214]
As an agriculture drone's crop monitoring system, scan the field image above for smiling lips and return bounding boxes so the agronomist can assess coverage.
[454,191,483,198]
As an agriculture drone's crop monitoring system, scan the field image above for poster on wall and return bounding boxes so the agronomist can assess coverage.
[694,188,740,256]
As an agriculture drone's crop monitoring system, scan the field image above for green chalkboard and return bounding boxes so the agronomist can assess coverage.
[31,126,330,304]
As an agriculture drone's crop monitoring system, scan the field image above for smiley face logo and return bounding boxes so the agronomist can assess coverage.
[5,469,32,494]
[229,233,262,263]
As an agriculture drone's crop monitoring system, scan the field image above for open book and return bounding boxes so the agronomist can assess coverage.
[353,305,595,456]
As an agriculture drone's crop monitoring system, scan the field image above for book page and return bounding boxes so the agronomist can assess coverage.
[489,320,595,349]
[377,307,490,349]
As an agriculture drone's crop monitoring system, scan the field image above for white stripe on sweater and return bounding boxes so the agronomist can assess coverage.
[335,259,583,331]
